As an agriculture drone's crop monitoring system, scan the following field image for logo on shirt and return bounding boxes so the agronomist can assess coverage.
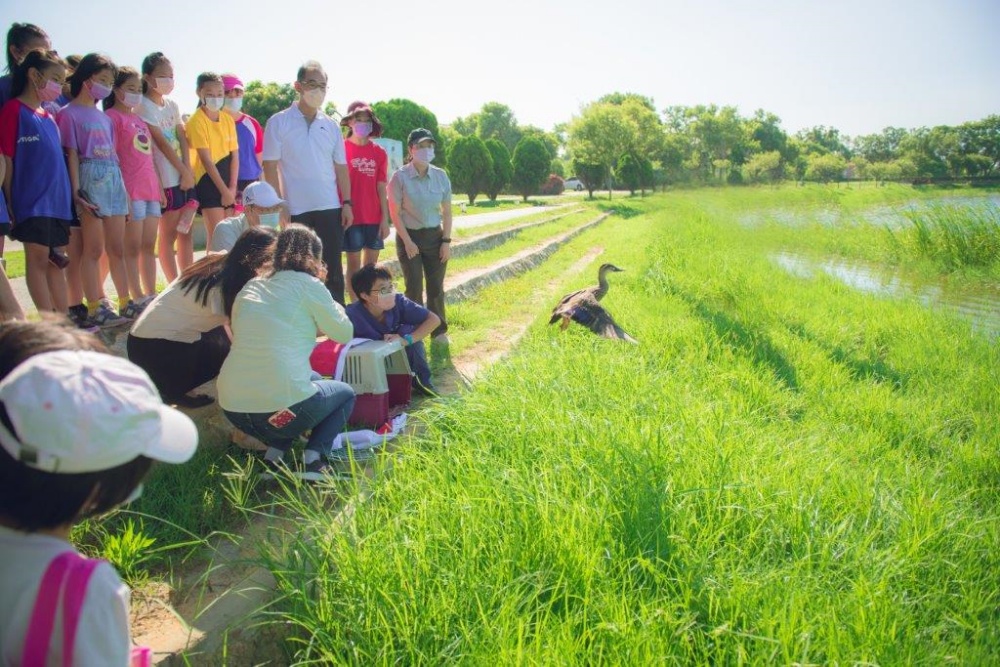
[17,134,40,144]
[134,128,152,155]
[351,157,377,178]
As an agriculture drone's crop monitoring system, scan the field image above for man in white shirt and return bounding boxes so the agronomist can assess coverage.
[262,61,353,304]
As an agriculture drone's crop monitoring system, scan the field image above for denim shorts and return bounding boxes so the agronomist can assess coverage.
[130,200,162,221]
[78,159,129,218]
[343,223,385,252]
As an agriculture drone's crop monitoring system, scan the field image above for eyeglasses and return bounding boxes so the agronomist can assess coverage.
[298,80,327,92]
[375,286,395,297]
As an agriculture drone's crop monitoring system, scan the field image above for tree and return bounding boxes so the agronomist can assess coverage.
[243,81,297,125]
[476,102,521,153]
[567,101,632,198]
[323,101,338,118]
[511,137,550,202]
[484,139,512,201]
[616,152,642,195]
[519,125,559,160]
[804,152,847,183]
[550,158,566,178]
[448,136,493,204]
[451,113,479,137]
[572,160,607,198]
[371,98,446,167]
[742,150,783,185]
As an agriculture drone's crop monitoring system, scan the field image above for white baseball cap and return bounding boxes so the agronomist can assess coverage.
[0,350,198,474]
[242,181,284,209]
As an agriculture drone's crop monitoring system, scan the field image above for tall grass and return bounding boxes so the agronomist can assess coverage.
[250,193,1000,664]
[893,203,1000,270]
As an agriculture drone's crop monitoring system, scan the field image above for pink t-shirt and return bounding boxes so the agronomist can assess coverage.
[55,103,117,162]
[105,108,160,201]
[345,140,387,225]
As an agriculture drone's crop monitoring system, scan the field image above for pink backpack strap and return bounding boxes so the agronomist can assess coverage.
[23,552,78,665]
[61,557,101,667]
[22,551,101,667]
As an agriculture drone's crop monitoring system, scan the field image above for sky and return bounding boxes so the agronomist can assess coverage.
[3,0,999,139]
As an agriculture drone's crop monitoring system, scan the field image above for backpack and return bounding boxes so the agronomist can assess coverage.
[21,551,151,667]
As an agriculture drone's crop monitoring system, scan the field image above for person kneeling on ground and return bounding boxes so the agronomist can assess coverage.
[207,180,285,253]
[127,226,277,408]
[217,224,356,481]
[0,319,198,666]
[345,263,439,395]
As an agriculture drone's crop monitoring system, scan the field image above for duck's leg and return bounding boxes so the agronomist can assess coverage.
[560,315,571,330]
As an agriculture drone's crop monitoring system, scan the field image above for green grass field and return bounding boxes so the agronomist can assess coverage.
[253,186,999,663]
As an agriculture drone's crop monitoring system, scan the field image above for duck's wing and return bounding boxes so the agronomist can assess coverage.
[549,287,589,323]
[572,301,638,344]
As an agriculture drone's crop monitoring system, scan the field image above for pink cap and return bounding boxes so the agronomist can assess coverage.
[222,74,244,92]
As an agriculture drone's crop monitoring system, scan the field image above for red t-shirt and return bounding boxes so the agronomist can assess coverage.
[344,140,387,225]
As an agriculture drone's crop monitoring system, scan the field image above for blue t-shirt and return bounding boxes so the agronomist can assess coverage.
[345,294,430,340]
[0,187,10,225]
[0,100,72,223]
[234,114,262,181]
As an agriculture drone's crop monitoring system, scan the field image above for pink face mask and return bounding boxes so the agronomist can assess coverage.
[87,80,113,101]
[37,79,63,103]
[353,121,372,138]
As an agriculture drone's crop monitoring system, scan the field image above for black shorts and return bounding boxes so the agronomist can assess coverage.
[10,216,71,248]
[164,185,197,213]
[195,155,233,211]
[0,221,10,237]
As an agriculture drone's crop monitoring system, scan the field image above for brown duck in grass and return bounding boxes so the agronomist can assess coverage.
[549,263,638,343]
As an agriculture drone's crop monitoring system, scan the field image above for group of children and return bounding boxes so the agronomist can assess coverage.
[0,22,267,329]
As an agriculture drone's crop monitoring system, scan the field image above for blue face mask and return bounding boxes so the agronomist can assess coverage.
[258,212,281,228]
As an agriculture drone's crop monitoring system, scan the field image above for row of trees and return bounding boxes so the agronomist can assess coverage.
[240,81,1000,199]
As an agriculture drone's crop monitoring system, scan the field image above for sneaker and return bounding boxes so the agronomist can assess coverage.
[299,458,354,482]
[119,300,141,319]
[67,304,89,327]
[90,303,130,328]
[326,447,377,464]
[431,333,450,345]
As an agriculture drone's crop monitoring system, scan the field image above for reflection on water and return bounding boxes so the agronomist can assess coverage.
[739,194,1000,229]
[773,252,1000,338]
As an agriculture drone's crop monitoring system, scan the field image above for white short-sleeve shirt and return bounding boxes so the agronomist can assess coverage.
[129,280,228,343]
[0,528,131,667]
[262,104,347,216]
[138,96,182,188]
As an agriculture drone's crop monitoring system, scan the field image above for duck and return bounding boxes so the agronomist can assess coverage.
[549,263,637,343]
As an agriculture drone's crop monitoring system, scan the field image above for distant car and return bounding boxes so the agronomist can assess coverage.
[564,177,584,191]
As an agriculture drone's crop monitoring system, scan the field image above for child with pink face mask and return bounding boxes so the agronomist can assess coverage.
[138,52,197,283]
[57,53,132,328]
[0,49,72,316]
[105,66,162,319]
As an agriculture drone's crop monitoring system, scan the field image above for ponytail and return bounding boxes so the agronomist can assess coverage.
[10,49,62,99]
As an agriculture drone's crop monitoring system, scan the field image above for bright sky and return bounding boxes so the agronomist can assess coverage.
[4,0,998,138]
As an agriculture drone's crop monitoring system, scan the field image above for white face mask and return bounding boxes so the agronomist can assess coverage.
[225,97,243,113]
[414,147,435,164]
[378,292,395,309]
[258,211,281,228]
[204,96,224,112]
[302,88,325,109]
[154,77,174,95]
[122,91,143,108]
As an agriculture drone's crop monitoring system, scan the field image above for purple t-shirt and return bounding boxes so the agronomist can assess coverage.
[344,294,430,340]
[56,103,118,161]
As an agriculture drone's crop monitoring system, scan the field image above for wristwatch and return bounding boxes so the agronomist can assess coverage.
[403,334,414,346]
[342,199,352,206]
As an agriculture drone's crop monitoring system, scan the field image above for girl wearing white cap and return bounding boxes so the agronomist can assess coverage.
[0,319,198,666]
